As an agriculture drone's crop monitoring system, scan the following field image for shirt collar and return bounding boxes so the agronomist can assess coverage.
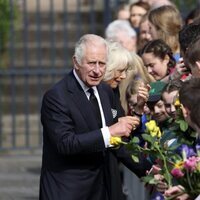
[73,69,97,93]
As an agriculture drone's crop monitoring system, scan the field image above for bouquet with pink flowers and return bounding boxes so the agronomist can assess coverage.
[126,118,200,199]
[170,145,200,199]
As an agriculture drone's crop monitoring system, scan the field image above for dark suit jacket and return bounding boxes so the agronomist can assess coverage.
[39,71,151,200]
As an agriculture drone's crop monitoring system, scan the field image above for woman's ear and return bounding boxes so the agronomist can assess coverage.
[181,105,190,119]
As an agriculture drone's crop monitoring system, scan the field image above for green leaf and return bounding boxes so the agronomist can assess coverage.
[179,120,188,131]
[141,175,158,185]
[167,143,181,151]
[131,137,140,144]
[142,134,154,144]
[131,155,139,163]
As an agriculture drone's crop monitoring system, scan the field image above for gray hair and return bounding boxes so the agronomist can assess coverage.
[105,19,136,41]
[74,34,108,64]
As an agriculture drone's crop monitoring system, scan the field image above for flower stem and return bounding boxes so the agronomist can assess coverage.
[156,146,172,187]
[186,169,194,191]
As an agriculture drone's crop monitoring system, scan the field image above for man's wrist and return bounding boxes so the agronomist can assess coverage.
[101,127,111,148]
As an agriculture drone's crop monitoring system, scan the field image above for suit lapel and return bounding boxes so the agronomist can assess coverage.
[66,72,114,129]
[66,72,100,130]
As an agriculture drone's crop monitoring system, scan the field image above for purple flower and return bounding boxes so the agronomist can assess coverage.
[196,144,200,157]
[196,144,200,150]
[171,168,184,178]
[180,144,196,158]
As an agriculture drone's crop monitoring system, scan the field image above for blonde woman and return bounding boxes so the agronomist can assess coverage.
[103,41,152,200]
[148,5,183,61]
[104,40,142,117]
[104,41,133,90]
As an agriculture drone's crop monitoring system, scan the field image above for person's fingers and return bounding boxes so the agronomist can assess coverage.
[164,185,184,196]
[176,193,190,200]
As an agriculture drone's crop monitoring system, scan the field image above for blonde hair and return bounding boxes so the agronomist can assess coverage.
[119,52,155,114]
[103,41,133,82]
[149,5,182,53]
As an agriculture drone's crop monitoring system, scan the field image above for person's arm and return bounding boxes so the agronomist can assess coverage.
[161,58,189,83]
[41,89,141,155]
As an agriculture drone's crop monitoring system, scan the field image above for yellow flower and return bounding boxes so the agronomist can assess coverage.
[146,120,156,132]
[157,129,162,138]
[146,120,162,138]
[110,136,122,146]
[174,160,184,169]
[174,99,181,107]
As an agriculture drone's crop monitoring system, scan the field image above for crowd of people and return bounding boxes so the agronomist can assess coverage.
[39,1,200,200]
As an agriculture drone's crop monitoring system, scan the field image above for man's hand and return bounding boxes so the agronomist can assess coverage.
[109,116,140,137]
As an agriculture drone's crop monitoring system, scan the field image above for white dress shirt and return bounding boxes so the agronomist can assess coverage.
[73,69,111,147]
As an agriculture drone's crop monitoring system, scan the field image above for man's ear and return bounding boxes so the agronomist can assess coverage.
[72,56,79,70]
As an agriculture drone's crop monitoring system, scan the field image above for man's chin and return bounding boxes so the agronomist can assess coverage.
[88,79,101,86]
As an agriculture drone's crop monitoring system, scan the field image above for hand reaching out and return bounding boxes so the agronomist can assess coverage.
[109,116,140,137]
[170,58,190,81]
[135,82,151,113]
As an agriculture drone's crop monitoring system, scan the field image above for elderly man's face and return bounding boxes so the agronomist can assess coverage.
[74,43,107,87]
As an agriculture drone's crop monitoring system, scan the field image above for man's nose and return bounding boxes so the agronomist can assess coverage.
[93,63,100,73]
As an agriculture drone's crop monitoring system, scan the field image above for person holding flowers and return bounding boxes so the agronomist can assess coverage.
[127,80,198,200]
[164,78,200,200]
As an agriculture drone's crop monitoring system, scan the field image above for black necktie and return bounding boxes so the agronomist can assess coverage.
[88,88,102,128]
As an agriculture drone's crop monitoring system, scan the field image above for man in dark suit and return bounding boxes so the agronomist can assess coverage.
[39,34,151,200]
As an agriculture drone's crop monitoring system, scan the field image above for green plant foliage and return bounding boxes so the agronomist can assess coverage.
[0,0,19,53]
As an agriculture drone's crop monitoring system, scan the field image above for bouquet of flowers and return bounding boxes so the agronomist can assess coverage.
[169,144,200,199]
[126,119,177,187]
[111,97,200,199]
